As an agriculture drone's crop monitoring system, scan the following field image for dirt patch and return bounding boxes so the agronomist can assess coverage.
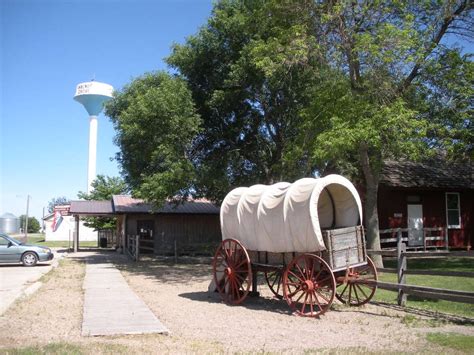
[0,251,472,354]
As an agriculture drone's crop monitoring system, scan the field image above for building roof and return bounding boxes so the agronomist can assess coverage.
[380,159,474,189]
[67,196,219,216]
[112,195,220,214]
[69,200,114,215]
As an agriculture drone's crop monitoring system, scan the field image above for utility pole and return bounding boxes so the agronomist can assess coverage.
[42,206,46,234]
[24,195,30,243]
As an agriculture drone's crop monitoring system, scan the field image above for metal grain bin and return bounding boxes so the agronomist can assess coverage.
[0,213,20,234]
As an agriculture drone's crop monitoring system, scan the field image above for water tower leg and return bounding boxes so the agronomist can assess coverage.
[87,115,98,194]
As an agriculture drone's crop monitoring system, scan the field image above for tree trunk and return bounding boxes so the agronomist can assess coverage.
[359,144,384,267]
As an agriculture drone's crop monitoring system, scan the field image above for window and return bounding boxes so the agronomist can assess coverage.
[0,236,9,246]
[446,193,461,229]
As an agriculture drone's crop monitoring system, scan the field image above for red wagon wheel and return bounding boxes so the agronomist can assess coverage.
[212,238,252,305]
[335,257,378,306]
[282,254,336,317]
[264,270,283,299]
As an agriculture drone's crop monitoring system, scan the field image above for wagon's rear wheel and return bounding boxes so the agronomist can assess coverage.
[283,254,336,317]
[212,238,252,305]
[264,270,283,299]
[335,257,378,306]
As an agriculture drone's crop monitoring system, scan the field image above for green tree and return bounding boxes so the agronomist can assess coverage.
[167,0,321,200]
[106,1,472,267]
[77,175,128,230]
[47,196,70,213]
[19,215,40,233]
[105,71,201,205]
[295,1,472,265]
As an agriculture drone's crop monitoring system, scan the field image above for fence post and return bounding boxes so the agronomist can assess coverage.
[135,235,140,262]
[397,229,407,306]
[174,239,178,264]
[445,227,449,251]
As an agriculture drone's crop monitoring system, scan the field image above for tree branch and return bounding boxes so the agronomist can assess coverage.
[398,1,470,94]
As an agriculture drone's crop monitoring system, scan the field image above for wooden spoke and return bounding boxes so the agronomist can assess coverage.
[212,238,252,305]
[283,254,335,317]
[264,270,284,299]
[336,257,378,306]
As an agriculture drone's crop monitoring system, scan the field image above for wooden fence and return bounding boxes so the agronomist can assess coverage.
[368,230,474,306]
[379,227,448,251]
[126,235,140,261]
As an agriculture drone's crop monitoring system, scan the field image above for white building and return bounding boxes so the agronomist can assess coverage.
[43,212,97,242]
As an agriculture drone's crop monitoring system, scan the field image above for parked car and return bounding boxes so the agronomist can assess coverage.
[0,234,54,266]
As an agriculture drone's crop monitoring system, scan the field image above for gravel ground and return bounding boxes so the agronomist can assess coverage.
[0,251,472,354]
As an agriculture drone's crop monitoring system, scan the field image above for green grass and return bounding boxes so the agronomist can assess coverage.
[25,235,98,248]
[374,257,474,318]
[0,342,131,355]
[426,332,474,352]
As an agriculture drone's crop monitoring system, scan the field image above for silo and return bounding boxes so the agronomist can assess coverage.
[0,213,20,234]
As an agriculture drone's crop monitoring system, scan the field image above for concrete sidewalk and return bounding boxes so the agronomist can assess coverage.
[81,254,169,336]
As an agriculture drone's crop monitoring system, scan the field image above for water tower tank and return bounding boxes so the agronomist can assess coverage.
[74,81,114,193]
[74,81,114,116]
[0,213,20,234]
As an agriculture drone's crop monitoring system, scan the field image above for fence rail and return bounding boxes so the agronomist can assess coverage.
[379,227,449,251]
[366,232,474,306]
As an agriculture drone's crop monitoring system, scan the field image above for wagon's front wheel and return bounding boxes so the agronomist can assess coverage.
[283,254,336,317]
[212,238,252,305]
[335,257,378,306]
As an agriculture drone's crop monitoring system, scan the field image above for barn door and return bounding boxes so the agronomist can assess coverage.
[137,220,154,254]
[407,204,423,246]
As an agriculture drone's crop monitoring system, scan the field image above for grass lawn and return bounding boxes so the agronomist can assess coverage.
[374,257,474,318]
[23,234,98,248]
[1,342,131,355]
[426,332,474,352]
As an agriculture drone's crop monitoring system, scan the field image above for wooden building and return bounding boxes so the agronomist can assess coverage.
[378,159,473,249]
[113,195,221,255]
[69,196,221,255]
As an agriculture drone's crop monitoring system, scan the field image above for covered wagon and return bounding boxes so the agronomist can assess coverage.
[212,174,377,317]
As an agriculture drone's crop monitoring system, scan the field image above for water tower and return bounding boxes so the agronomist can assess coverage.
[74,81,113,193]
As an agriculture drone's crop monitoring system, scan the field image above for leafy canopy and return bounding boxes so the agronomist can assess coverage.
[166,0,324,201]
[77,175,127,230]
[47,196,70,213]
[19,215,41,233]
[105,71,201,205]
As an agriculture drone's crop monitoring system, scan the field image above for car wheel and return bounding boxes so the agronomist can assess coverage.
[22,252,38,267]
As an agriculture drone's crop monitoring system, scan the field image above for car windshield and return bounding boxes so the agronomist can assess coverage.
[2,234,22,245]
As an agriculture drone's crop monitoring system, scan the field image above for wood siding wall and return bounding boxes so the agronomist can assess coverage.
[125,213,221,255]
[378,187,473,248]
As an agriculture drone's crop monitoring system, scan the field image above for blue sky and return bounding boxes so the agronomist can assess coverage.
[1,0,213,223]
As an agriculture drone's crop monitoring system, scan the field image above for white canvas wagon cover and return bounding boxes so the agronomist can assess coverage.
[220,175,363,253]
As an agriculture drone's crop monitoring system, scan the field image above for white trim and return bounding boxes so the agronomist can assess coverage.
[445,192,461,229]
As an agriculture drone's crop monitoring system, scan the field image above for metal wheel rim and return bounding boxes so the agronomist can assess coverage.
[23,253,36,265]
[264,270,283,299]
[336,257,378,306]
[283,253,336,317]
[212,238,252,305]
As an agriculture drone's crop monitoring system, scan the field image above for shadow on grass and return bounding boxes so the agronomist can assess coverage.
[383,257,474,271]
[372,301,474,325]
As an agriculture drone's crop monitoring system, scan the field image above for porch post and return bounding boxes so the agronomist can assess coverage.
[74,215,80,253]
[122,214,127,254]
